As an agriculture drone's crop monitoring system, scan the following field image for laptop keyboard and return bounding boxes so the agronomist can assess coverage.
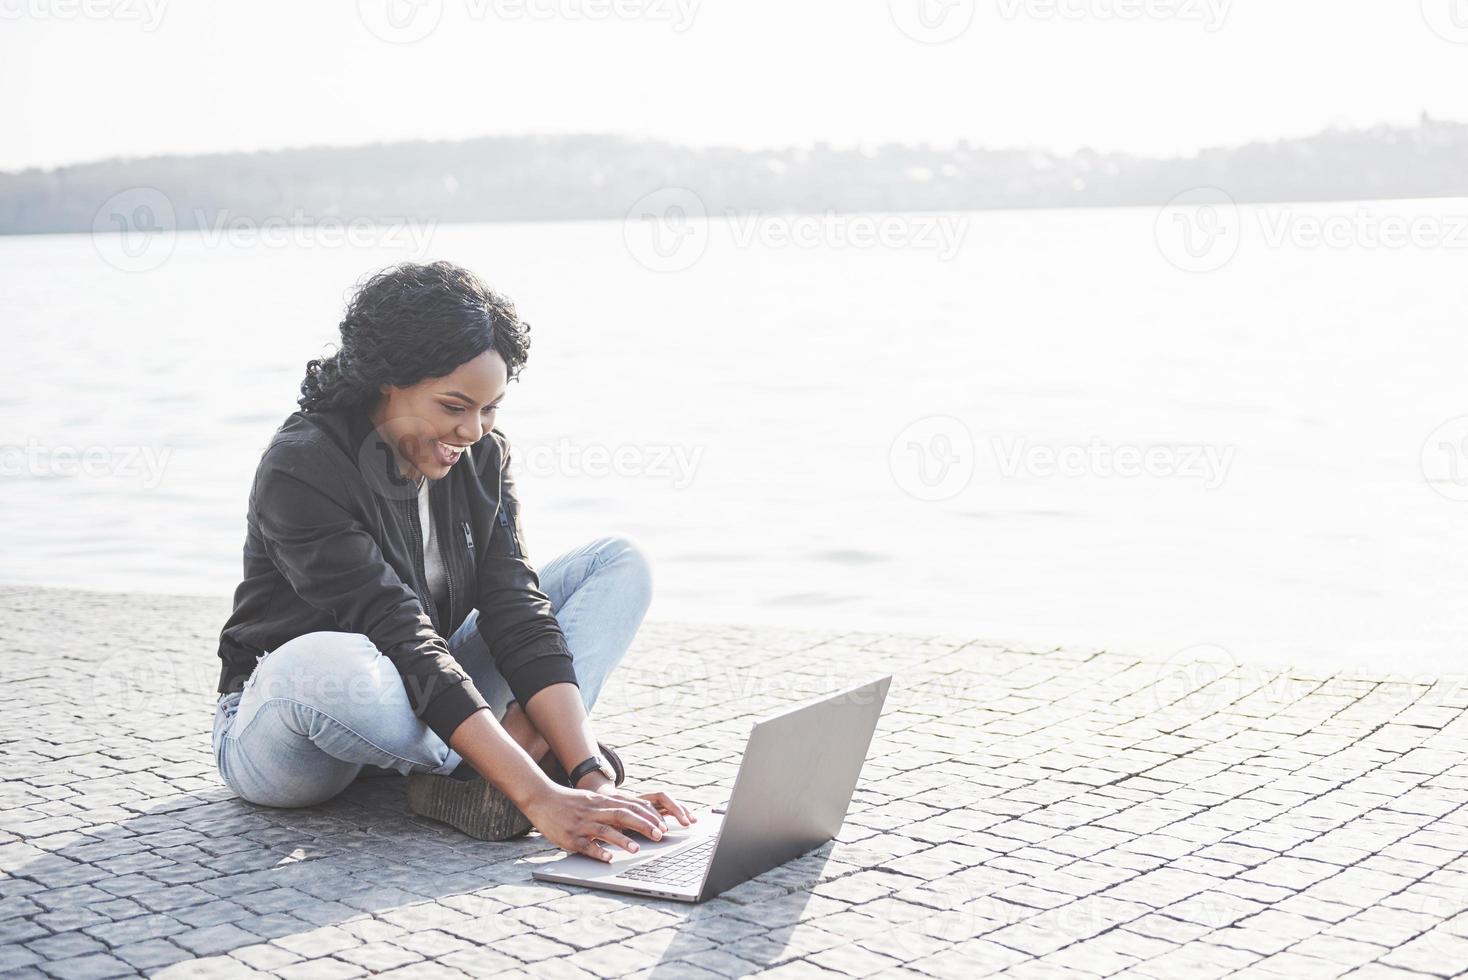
[617,836,716,886]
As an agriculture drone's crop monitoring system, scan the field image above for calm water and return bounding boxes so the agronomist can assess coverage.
[3,202,1465,675]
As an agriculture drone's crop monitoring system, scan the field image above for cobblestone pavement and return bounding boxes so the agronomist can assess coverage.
[3,585,1468,979]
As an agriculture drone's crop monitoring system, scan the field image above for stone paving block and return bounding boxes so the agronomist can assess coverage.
[110,938,193,972]
[371,962,471,980]
[276,959,372,980]
[1129,940,1260,979]
[808,941,907,977]
[536,914,637,950]
[435,945,523,976]
[1378,930,1468,975]
[1289,934,1390,969]
[154,953,273,978]
[1102,867,1218,907]
[562,938,673,977]
[24,929,106,961]
[334,940,424,972]
[34,951,136,979]
[909,938,1029,978]
[1,917,50,946]
[269,925,360,958]
[853,925,953,963]
[0,942,42,972]
[169,922,260,958]
[226,941,306,971]
[671,946,766,978]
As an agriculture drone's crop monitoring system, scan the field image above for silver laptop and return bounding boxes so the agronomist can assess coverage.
[532,675,892,902]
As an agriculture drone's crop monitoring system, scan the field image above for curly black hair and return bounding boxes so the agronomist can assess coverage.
[298,261,532,414]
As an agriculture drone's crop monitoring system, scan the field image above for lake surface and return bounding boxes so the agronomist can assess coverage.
[3,201,1465,676]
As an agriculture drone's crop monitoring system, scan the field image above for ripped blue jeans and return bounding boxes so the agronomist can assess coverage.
[212,535,652,808]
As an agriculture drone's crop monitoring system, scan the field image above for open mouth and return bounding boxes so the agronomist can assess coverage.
[435,440,469,466]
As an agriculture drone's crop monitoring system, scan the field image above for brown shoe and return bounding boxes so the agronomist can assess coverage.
[540,742,626,788]
[406,762,532,841]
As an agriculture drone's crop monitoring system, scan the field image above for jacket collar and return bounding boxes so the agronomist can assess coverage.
[323,401,420,496]
[342,401,378,456]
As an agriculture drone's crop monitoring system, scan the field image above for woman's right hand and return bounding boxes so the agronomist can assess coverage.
[523,784,672,862]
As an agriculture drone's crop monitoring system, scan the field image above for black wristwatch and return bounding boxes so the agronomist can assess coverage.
[567,754,616,788]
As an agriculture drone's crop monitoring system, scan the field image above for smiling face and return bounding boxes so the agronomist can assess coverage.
[368,348,509,486]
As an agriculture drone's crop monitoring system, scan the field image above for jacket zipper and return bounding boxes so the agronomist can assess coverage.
[497,507,518,558]
[496,460,519,558]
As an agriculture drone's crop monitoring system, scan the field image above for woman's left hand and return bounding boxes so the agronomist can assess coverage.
[602,785,698,829]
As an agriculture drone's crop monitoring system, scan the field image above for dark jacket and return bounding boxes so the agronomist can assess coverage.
[215,404,578,744]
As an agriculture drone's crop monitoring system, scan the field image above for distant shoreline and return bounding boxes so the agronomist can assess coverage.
[4,120,1466,236]
[7,192,1468,240]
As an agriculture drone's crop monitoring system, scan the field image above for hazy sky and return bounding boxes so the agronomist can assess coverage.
[3,0,1467,171]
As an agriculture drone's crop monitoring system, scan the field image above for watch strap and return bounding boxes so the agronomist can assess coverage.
[567,755,608,787]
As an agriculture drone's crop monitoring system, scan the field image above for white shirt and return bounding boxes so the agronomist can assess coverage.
[416,476,449,613]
